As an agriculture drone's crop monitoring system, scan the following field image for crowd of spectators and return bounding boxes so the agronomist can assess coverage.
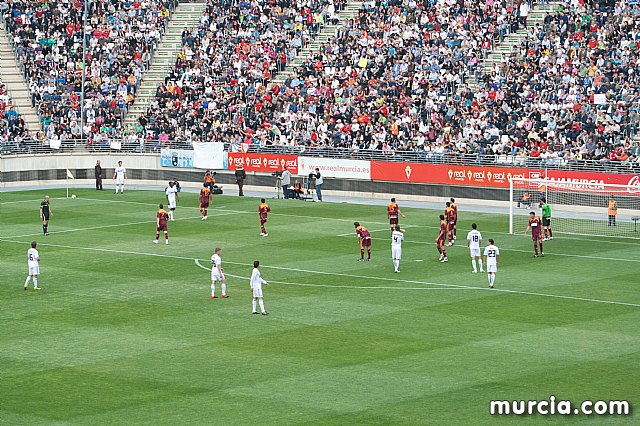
[136,0,638,171]
[140,0,345,148]
[2,0,177,148]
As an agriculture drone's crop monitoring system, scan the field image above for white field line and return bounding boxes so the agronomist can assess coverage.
[1,211,239,239]
[1,239,638,308]
[194,259,474,291]
[5,196,640,245]
[336,235,640,264]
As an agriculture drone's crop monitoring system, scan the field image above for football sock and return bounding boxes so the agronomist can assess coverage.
[539,242,544,252]
[489,275,495,286]
[258,299,265,313]
[43,224,46,234]
[360,249,364,259]
[165,233,168,240]
[393,259,399,270]
[549,229,553,237]
[211,283,215,297]
[533,243,538,255]
[367,249,371,259]
[252,299,257,312]
[478,259,483,271]
[25,276,31,286]
[443,249,447,257]
[155,232,159,240]
[221,283,226,295]
[472,259,477,271]
[33,278,38,288]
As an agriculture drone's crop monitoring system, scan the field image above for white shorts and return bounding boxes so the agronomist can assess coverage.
[28,265,40,276]
[168,199,177,209]
[252,287,263,298]
[116,177,125,185]
[211,273,225,282]
[487,264,497,273]
[469,248,481,258]
[392,246,402,260]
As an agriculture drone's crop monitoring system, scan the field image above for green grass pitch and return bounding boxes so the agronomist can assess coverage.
[1,189,639,424]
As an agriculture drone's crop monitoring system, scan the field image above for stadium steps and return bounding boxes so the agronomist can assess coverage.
[269,0,364,87]
[0,26,43,135]
[124,0,207,127]
[465,2,563,90]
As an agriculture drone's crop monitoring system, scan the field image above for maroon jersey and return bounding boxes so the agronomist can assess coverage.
[356,226,371,239]
[200,187,211,206]
[529,217,542,239]
[445,207,455,224]
[259,203,270,220]
[437,219,447,242]
[451,203,458,221]
[157,209,169,230]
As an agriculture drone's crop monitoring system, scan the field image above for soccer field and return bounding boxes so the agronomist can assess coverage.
[1,189,639,424]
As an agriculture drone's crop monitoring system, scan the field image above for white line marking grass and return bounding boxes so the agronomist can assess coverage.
[2,239,638,308]
[5,196,640,245]
[335,235,640,264]
[194,259,474,291]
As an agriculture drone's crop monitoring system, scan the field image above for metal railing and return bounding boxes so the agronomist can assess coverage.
[1,138,638,174]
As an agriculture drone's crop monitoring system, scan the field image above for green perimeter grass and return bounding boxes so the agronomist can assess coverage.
[0,189,639,424]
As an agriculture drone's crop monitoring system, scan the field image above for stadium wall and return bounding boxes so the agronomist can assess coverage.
[0,153,510,206]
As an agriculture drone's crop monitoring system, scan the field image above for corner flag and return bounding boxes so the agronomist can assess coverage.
[66,169,75,179]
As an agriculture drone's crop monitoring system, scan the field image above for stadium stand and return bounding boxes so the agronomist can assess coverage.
[2,0,178,146]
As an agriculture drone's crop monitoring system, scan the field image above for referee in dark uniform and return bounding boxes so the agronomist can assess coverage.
[40,195,52,236]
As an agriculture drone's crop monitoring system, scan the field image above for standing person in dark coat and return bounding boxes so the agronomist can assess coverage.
[95,160,103,190]
[235,164,246,196]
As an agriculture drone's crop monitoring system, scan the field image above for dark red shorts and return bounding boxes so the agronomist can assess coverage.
[436,238,445,246]
[532,235,542,242]
[389,217,398,225]
[157,223,167,232]
[200,202,209,209]
[361,238,371,247]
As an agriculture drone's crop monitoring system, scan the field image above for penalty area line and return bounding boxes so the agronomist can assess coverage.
[193,259,476,291]
[1,239,638,308]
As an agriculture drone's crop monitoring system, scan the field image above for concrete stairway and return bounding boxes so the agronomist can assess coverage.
[0,26,43,135]
[125,0,207,126]
[467,1,562,88]
[270,0,363,86]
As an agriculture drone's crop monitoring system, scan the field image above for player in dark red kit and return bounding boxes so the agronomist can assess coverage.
[259,198,270,237]
[154,204,169,245]
[524,211,544,257]
[445,202,456,246]
[387,197,405,234]
[436,214,448,262]
[450,198,458,240]
[199,183,212,220]
[354,222,371,261]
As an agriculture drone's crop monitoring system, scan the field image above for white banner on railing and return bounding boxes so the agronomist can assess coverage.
[193,142,225,169]
[298,157,371,180]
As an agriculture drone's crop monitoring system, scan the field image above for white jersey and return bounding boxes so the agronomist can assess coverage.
[467,230,482,257]
[211,254,223,279]
[484,244,500,267]
[391,230,404,247]
[250,267,266,297]
[27,248,39,268]
[28,248,40,275]
[165,186,177,208]
[115,166,126,180]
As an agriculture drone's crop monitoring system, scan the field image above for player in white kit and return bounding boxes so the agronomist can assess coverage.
[483,239,500,288]
[165,181,178,221]
[250,260,269,315]
[391,225,404,273]
[210,247,228,299]
[467,223,483,273]
[113,160,127,194]
[24,241,42,290]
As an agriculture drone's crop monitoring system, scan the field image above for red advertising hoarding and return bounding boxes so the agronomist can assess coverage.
[370,161,640,193]
[227,153,298,174]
